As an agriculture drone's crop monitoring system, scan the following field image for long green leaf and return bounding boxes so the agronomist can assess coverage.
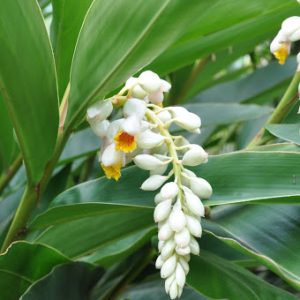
[67,0,210,126]
[204,204,300,289]
[266,124,300,145]
[0,0,59,183]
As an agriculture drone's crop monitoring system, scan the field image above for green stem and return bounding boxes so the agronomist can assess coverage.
[0,154,22,195]
[247,70,300,149]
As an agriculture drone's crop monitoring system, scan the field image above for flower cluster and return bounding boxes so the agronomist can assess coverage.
[270,16,300,65]
[87,70,212,299]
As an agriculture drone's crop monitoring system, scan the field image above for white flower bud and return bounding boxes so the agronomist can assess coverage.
[176,246,190,256]
[123,98,146,119]
[155,255,164,269]
[158,223,173,241]
[87,99,113,122]
[154,192,165,204]
[169,281,179,299]
[174,228,190,247]
[125,77,138,89]
[157,110,172,123]
[168,208,186,232]
[175,263,186,288]
[184,187,205,217]
[160,79,171,92]
[122,115,141,135]
[169,107,201,131]
[89,119,109,138]
[161,255,177,278]
[148,90,164,104]
[182,145,208,166]
[138,70,161,93]
[154,199,172,223]
[150,163,168,176]
[101,143,123,166]
[161,239,176,260]
[165,274,175,293]
[160,182,179,199]
[189,177,213,199]
[189,237,200,255]
[132,85,148,99]
[137,129,165,149]
[281,16,300,37]
[133,154,165,170]
[179,257,189,274]
[186,215,202,237]
[158,240,164,252]
[141,175,168,191]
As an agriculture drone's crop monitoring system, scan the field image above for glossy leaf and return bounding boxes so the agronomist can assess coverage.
[0,242,68,300]
[20,262,102,300]
[0,0,59,183]
[204,204,300,289]
[187,251,298,300]
[68,0,210,126]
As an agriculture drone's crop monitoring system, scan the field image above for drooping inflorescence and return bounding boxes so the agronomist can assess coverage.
[87,70,212,299]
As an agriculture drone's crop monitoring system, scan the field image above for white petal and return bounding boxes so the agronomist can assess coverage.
[281,16,300,36]
[137,129,165,149]
[89,119,109,138]
[169,281,179,299]
[150,163,168,176]
[165,275,175,294]
[148,90,164,104]
[154,192,165,204]
[160,79,171,92]
[157,110,172,123]
[168,208,186,232]
[131,84,148,99]
[189,177,213,199]
[189,237,200,255]
[101,143,122,166]
[160,182,179,199]
[161,255,176,278]
[155,255,164,269]
[182,145,208,167]
[107,119,123,140]
[186,215,202,237]
[154,199,172,223]
[179,257,190,275]
[161,239,176,260]
[86,99,113,121]
[125,77,138,89]
[141,175,168,191]
[175,263,186,288]
[138,70,161,93]
[158,223,173,241]
[123,98,146,118]
[133,154,165,170]
[184,187,205,217]
[175,246,190,256]
[122,115,141,135]
[174,228,190,248]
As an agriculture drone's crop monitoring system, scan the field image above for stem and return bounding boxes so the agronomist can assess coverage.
[0,154,22,195]
[247,70,300,149]
[1,85,72,252]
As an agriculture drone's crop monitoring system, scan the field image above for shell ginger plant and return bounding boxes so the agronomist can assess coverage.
[87,70,212,299]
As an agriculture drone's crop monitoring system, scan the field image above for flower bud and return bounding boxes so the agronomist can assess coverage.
[137,129,165,149]
[87,99,113,122]
[179,257,189,274]
[132,85,148,99]
[168,208,186,232]
[125,77,138,89]
[89,119,109,138]
[161,239,176,260]
[165,274,175,293]
[133,154,165,170]
[160,182,179,199]
[182,145,208,166]
[281,16,300,38]
[175,246,190,256]
[141,175,168,191]
[154,199,172,223]
[189,237,200,255]
[123,98,146,119]
[161,255,176,278]
[158,223,173,241]
[184,187,205,217]
[155,255,164,269]
[169,107,201,131]
[175,263,186,288]
[189,177,213,199]
[158,240,164,252]
[186,215,202,237]
[174,228,190,248]
[148,90,164,104]
[154,192,164,204]
[138,70,161,93]
[169,281,179,299]
[157,110,172,123]
[150,163,168,176]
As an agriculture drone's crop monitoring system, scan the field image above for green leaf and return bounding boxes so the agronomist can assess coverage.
[0,242,69,300]
[188,251,298,300]
[0,0,59,183]
[204,204,300,289]
[68,0,210,126]
[150,1,299,74]
[51,0,93,98]
[31,210,153,259]
[266,124,300,145]
[0,95,16,171]
[20,262,102,300]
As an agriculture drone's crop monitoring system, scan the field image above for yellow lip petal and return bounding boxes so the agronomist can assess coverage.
[273,44,289,65]
[114,130,137,153]
[101,163,121,181]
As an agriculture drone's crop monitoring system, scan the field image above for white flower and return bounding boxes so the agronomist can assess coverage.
[157,110,172,123]
[168,107,201,131]
[121,115,141,135]
[101,143,123,167]
[88,119,109,138]
[182,145,208,166]
[189,177,213,199]
[160,182,179,199]
[107,119,123,140]
[86,99,113,122]
[134,154,166,170]
[137,129,165,149]
[141,175,168,191]
[139,70,162,93]
[123,98,146,119]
